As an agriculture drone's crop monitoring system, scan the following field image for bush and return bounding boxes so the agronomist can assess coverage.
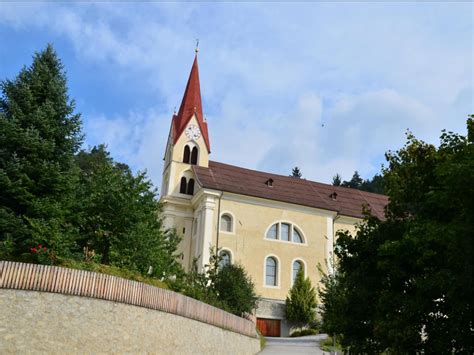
[215,264,258,316]
[59,259,168,289]
[290,328,318,337]
[285,269,317,327]
[320,336,343,352]
[290,330,301,337]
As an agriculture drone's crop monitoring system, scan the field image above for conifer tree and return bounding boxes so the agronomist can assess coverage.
[332,174,342,186]
[285,269,317,328]
[291,166,302,178]
[0,44,82,259]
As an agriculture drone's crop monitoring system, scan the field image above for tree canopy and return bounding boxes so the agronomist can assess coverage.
[333,171,385,194]
[320,118,474,353]
[0,44,82,259]
[0,44,183,284]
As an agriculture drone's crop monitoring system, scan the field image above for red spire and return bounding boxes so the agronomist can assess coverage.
[172,54,211,152]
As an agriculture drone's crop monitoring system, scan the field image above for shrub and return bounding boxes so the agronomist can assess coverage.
[285,269,317,327]
[215,264,258,316]
[290,329,318,337]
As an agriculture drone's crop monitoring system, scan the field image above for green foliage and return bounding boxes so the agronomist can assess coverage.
[341,170,363,189]
[290,328,318,337]
[0,44,82,260]
[344,170,385,194]
[0,44,184,289]
[285,269,317,327]
[59,259,168,289]
[320,336,342,353]
[331,173,342,186]
[320,118,474,353]
[291,166,302,178]
[175,247,258,316]
[73,145,183,281]
[177,255,226,310]
[215,264,258,316]
[334,171,385,194]
[317,261,346,339]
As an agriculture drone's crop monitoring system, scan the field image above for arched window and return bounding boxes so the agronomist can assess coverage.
[191,147,198,165]
[292,260,304,284]
[293,229,303,243]
[265,257,278,286]
[266,224,278,240]
[179,177,187,193]
[281,223,290,241]
[187,179,195,195]
[219,250,232,268]
[183,145,191,164]
[220,214,233,232]
[265,222,305,244]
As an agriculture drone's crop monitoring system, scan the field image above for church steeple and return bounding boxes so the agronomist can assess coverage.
[172,54,211,152]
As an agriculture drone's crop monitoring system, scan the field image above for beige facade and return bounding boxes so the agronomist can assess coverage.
[159,54,385,336]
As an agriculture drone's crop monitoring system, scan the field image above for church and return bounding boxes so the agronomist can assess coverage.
[160,52,388,337]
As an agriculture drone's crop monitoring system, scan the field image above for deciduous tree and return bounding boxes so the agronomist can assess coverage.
[320,118,474,353]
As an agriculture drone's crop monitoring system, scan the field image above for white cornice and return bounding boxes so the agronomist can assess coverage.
[160,196,193,208]
[218,191,337,218]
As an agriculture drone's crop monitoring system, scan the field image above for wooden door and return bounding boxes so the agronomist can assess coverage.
[256,318,281,337]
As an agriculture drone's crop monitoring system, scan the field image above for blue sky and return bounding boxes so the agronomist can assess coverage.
[1,2,472,190]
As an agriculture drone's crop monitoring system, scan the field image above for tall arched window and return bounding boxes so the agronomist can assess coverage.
[179,177,187,194]
[265,257,278,286]
[220,214,233,232]
[183,145,191,164]
[187,179,195,195]
[292,260,303,284]
[219,250,232,268]
[191,147,198,165]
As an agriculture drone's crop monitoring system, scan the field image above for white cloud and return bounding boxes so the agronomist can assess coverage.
[1,2,471,189]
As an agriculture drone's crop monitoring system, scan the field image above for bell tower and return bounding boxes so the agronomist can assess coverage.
[161,51,211,200]
[160,51,215,272]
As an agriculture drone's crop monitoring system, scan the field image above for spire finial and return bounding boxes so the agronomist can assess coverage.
[195,38,199,54]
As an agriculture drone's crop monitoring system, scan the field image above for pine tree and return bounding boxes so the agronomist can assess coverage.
[332,174,342,186]
[0,44,82,260]
[291,166,302,178]
[285,269,317,328]
[342,171,363,188]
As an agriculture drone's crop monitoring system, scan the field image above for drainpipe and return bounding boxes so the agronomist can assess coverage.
[331,211,340,355]
[332,211,341,261]
[216,192,224,252]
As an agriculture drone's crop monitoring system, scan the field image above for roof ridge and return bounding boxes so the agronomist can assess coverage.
[209,160,387,198]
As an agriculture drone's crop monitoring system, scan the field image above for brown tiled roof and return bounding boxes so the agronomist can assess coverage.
[193,161,388,219]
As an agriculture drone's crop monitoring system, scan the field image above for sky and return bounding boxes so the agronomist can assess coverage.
[1,2,472,191]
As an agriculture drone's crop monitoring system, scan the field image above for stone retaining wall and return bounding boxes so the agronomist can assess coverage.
[0,261,260,354]
[0,289,260,354]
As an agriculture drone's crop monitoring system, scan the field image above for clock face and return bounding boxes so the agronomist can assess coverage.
[185,124,201,140]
